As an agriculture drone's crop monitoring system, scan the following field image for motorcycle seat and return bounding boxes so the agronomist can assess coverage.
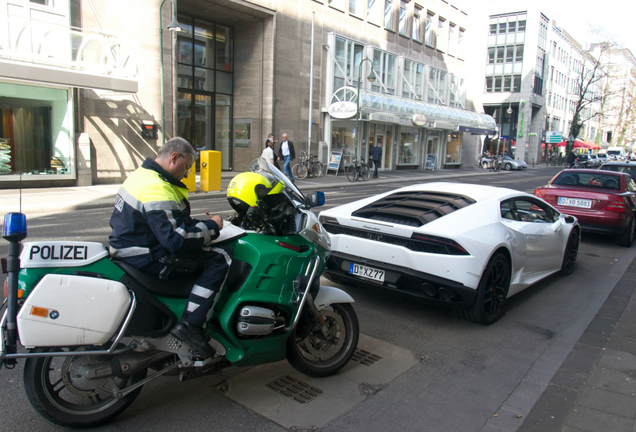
[112,260,196,298]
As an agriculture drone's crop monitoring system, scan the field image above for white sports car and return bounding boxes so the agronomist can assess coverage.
[318,182,580,324]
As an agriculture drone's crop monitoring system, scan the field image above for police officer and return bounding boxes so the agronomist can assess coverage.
[109,137,230,358]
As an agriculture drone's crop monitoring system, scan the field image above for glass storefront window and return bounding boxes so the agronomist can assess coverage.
[399,128,418,165]
[446,132,462,164]
[331,121,356,163]
[0,82,71,176]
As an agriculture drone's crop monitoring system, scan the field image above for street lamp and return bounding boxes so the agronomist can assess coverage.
[355,58,376,163]
[159,0,182,143]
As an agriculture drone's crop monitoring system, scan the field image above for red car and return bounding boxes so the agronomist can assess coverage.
[534,169,636,247]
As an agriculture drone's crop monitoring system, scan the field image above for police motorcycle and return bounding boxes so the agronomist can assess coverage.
[0,158,358,427]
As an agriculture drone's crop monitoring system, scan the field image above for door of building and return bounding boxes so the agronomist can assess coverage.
[375,133,385,170]
[427,135,440,169]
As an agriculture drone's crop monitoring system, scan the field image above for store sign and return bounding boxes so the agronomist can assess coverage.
[432,121,456,130]
[411,114,427,126]
[546,131,563,143]
[328,101,357,119]
[369,112,400,123]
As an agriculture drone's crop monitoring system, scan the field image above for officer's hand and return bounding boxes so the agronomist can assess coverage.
[212,215,223,229]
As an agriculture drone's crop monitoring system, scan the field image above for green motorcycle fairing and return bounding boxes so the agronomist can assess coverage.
[17,232,329,367]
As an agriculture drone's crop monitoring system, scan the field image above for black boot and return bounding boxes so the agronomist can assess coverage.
[171,321,216,358]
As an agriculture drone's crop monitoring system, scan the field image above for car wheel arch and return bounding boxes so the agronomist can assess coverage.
[481,246,513,293]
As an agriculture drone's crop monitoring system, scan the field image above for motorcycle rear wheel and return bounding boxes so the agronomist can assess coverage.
[24,347,148,428]
[286,303,359,377]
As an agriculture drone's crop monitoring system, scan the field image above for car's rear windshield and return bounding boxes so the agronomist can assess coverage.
[553,172,621,190]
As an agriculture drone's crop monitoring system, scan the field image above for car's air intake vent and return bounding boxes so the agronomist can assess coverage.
[322,224,468,255]
[351,191,475,227]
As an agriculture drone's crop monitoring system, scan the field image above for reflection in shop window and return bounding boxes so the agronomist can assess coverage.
[446,132,462,164]
[0,82,71,176]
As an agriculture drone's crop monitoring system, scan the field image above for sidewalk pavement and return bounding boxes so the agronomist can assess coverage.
[518,256,636,432]
[3,162,631,432]
[0,164,513,215]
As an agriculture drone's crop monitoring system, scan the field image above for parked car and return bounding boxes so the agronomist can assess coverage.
[534,169,636,247]
[597,153,609,164]
[575,154,591,168]
[599,161,636,181]
[502,155,527,171]
[588,154,601,167]
[319,182,580,324]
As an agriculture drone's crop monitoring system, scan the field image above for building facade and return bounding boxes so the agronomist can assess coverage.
[0,0,495,188]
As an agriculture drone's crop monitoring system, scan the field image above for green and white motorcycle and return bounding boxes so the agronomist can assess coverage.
[0,158,358,427]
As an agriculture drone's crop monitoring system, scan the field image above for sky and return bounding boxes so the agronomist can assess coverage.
[454,0,635,54]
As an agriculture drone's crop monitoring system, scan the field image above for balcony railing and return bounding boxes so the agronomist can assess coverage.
[0,12,138,89]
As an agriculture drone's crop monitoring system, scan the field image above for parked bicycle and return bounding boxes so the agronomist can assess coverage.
[346,156,371,182]
[292,152,323,179]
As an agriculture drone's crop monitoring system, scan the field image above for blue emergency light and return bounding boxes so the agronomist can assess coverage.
[2,212,27,241]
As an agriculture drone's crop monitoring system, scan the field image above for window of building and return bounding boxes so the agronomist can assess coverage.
[328,0,345,10]
[402,59,424,99]
[448,24,456,56]
[489,23,497,35]
[446,132,462,164]
[372,49,397,94]
[449,73,465,108]
[457,29,465,59]
[498,22,506,34]
[412,6,421,41]
[349,0,362,16]
[508,21,516,32]
[384,0,394,30]
[488,47,495,64]
[425,12,435,46]
[398,1,408,36]
[485,74,521,93]
[428,67,446,104]
[518,20,526,31]
[437,18,446,51]
[367,0,381,24]
[177,17,234,169]
[515,44,523,62]
[333,36,365,91]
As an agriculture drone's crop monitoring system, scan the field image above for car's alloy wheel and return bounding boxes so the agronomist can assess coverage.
[505,163,512,171]
[459,252,510,325]
[560,228,579,275]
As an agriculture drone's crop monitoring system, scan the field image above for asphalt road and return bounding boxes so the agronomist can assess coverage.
[1,168,635,432]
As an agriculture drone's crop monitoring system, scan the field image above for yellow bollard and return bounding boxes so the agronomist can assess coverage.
[182,164,196,192]
[200,150,221,192]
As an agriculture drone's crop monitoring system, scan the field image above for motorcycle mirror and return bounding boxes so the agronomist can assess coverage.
[307,191,325,208]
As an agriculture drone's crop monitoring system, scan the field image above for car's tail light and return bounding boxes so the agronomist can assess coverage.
[534,188,545,199]
[411,234,469,255]
[603,197,628,213]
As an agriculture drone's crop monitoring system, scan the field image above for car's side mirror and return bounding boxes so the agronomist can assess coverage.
[561,214,576,224]
[308,191,325,208]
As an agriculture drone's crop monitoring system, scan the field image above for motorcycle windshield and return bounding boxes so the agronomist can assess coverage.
[250,158,304,199]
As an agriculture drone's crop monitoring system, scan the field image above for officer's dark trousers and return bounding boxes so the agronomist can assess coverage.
[140,247,232,327]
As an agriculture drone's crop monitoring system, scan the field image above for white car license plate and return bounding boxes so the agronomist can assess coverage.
[558,197,592,209]
[349,263,385,282]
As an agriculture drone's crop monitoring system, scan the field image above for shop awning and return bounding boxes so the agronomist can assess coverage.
[329,86,497,135]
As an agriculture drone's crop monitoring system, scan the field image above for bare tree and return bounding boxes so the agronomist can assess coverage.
[566,42,613,153]
[612,68,636,147]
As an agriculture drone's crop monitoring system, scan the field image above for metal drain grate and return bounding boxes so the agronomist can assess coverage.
[351,349,382,365]
[266,376,323,403]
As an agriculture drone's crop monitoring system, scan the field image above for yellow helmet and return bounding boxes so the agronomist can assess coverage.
[227,171,284,215]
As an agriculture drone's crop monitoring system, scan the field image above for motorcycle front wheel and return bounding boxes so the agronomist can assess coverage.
[23,347,148,428]
[286,303,359,377]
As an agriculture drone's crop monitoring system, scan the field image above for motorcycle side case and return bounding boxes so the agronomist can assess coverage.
[17,274,131,348]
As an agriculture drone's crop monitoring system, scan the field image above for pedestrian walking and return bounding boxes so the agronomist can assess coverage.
[371,142,382,178]
[277,133,296,181]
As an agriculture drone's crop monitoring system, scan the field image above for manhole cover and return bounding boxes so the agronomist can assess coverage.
[266,376,323,403]
[351,349,382,365]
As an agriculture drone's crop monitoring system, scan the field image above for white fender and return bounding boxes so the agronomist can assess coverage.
[314,285,355,310]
